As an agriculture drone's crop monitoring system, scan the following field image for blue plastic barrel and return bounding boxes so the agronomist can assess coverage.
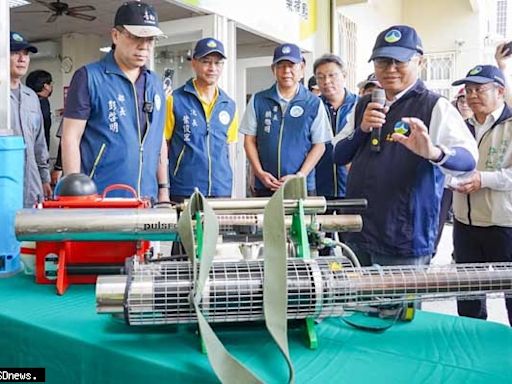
[0,135,25,277]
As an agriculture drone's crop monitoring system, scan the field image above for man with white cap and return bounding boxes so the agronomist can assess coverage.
[240,43,332,196]
[61,1,168,201]
[164,37,238,202]
[334,25,478,267]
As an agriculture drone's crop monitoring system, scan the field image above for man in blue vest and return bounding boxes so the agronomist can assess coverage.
[61,1,168,201]
[240,43,332,197]
[334,25,478,266]
[164,37,238,202]
[313,54,357,199]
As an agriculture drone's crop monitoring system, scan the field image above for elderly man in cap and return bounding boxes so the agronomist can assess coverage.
[334,25,478,267]
[450,65,512,325]
[10,31,51,207]
[61,1,168,201]
[240,43,332,197]
[164,37,238,202]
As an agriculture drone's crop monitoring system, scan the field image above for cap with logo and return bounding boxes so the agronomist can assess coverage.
[452,65,505,87]
[114,1,164,38]
[10,32,37,53]
[192,37,226,59]
[369,25,423,62]
[273,43,303,65]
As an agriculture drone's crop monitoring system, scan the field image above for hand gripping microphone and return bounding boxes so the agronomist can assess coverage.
[370,88,386,152]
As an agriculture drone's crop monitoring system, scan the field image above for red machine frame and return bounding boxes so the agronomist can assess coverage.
[34,184,151,295]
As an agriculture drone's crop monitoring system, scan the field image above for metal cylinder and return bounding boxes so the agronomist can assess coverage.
[16,208,362,241]
[178,197,327,214]
[15,208,179,241]
[96,258,512,325]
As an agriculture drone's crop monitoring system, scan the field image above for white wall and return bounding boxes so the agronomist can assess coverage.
[337,0,403,89]
[403,0,488,79]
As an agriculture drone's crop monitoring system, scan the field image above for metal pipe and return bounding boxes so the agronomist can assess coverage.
[15,208,179,241]
[96,258,512,325]
[16,209,362,241]
[178,197,327,214]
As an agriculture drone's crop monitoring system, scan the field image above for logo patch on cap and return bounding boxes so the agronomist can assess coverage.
[393,121,409,135]
[143,10,156,24]
[469,66,482,75]
[282,46,291,54]
[207,40,217,48]
[384,29,402,44]
[12,33,23,42]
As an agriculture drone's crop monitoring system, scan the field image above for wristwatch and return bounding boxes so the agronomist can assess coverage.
[158,182,169,189]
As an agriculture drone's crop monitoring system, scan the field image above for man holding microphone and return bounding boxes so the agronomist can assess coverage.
[334,25,478,267]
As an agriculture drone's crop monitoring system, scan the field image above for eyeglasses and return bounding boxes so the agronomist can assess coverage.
[116,27,156,44]
[464,84,497,95]
[315,72,341,83]
[197,58,225,67]
[374,58,412,69]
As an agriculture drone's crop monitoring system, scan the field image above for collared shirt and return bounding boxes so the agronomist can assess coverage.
[468,103,505,143]
[164,79,238,142]
[240,86,332,144]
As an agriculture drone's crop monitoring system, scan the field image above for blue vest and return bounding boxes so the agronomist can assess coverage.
[168,79,236,197]
[346,80,443,257]
[253,83,321,191]
[82,52,165,199]
[315,91,357,197]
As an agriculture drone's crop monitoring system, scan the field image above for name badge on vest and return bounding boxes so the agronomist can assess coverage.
[219,110,231,125]
[290,105,304,118]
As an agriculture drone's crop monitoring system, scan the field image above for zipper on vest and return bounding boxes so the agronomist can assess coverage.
[277,104,288,179]
[89,143,106,179]
[333,164,337,196]
[131,82,143,197]
[206,121,212,196]
[173,146,186,176]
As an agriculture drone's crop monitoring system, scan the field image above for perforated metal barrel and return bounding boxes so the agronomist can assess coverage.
[96,258,512,325]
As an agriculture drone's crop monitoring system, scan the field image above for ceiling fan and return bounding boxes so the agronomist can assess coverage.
[17,0,96,23]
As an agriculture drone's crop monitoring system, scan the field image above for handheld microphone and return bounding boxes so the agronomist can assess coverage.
[370,88,386,152]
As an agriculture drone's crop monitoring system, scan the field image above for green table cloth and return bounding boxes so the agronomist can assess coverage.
[0,274,511,383]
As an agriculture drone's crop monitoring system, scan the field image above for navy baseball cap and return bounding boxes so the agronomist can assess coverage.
[192,38,226,59]
[452,65,505,87]
[114,1,164,37]
[273,43,303,65]
[369,25,423,62]
[10,32,37,53]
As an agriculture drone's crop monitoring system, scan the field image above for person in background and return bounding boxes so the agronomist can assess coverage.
[451,65,512,326]
[164,37,238,202]
[356,73,381,96]
[61,1,168,201]
[25,69,53,150]
[314,54,357,200]
[240,43,332,197]
[307,75,321,96]
[334,25,478,267]
[9,31,51,207]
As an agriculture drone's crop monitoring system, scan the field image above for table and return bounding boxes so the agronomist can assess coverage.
[0,274,511,383]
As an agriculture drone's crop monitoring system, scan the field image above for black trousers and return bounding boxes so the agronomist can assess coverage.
[453,219,512,326]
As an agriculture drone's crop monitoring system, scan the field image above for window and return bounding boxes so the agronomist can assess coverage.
[497,0,508,37]
[419,53,456,99]
[337,13,357,90]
